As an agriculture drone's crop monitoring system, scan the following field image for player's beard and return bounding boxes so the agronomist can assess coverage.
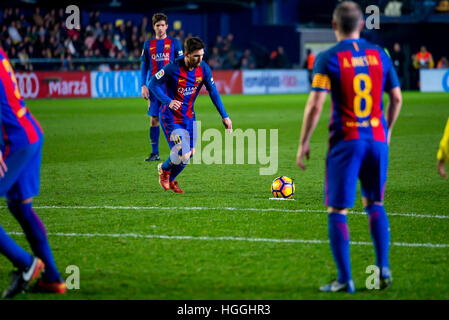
[187,58,201,69]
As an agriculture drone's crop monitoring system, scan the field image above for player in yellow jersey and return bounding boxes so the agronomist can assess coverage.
[437,118,449,179]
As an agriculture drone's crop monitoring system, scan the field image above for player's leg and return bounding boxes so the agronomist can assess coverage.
[168,123,196,193]
[320,141,364,293]
[0,144,46,298]
[0,146,35,271]
[360,141,392,289]
[0,223,34,271]
[0,219,44,298]
[145,93,161,161]
[158,119,178,190]
[7,198,62,282]
[6,139,66,293]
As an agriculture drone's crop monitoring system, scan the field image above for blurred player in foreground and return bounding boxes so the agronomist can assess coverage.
[141,13,183,162]
[149,37,232,193]
[0,48,66,298]
[437,118,449,179]
[296,1,402,293]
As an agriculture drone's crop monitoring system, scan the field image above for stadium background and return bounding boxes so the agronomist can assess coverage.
[2,0,449,98]
[1,0,449,300]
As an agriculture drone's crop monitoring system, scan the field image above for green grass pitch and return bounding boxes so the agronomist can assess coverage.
[0,92,448,299]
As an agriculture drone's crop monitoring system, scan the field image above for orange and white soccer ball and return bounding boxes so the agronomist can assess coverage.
[271,176,295,199]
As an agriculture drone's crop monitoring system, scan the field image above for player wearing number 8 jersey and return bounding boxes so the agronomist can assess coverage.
[296,1,402,293]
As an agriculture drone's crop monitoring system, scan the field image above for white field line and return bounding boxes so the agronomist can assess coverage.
[2,205,447,220]
[7,231,449,248]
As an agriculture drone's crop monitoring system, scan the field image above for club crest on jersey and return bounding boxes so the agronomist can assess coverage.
[164,44,171,50]
[155,69,165,79]
[195,77,202,84]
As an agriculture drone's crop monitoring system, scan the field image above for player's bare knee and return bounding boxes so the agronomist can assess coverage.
[7,198,33,204]
[151,117,159,127]
[362,197,382,208]
[327,206,348,215]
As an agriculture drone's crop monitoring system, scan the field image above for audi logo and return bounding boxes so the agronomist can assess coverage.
[16,73,39,99]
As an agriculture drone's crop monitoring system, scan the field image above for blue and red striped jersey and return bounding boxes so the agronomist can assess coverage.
[149,58,228,124]
[0,48,43,154]
[140,36,183,87]
[311,38,400,147]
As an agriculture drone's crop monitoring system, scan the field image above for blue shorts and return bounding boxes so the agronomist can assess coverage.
[147,91,161,117]
[160,118,197,157]
[324,139,388,208]
[0,138,43,201]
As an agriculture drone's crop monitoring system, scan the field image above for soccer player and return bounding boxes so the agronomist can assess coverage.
[149,37,232,193]
[296,1,402,293]
[141,13,183,162]
[0,48,66,298]
[437,117,449,179]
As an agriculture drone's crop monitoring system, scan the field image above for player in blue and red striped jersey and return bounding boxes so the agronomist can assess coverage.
[149,37,232,193]
[0,48,66,298]
[296,1,402,293]
[141,13,183,162]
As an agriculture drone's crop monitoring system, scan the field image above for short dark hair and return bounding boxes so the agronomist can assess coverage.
[152,13,167,26]
[184,37,205,54]
[333,1,363,34]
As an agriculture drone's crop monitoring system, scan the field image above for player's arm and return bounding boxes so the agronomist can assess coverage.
[175,39,184,59]
[140,41,150,99]
[148,65,182,111]
[386,87,402,145]
[296,53,330,170]
[0,84,6,177]
[203,63,232,133]
[384,59,402,145]
[296,90,328,170]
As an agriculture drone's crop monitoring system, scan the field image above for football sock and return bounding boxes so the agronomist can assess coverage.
[8,201,61,282]
[161,157,173,171]
[150,126,160,155]
[0,224,33,270]
[365,204,390,277]
[328,212,352,283]
[170,163,186,181]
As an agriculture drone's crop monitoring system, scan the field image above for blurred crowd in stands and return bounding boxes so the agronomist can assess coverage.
[302,43,448,90]
[1,7,153,70]
[389,43,448,90]
[1,5,448,90]
[0,7,290,72]
[207,33,290,70]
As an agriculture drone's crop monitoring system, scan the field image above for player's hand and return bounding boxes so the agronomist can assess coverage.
[222,117,232,133]
[0,151,7,178]
[169,100,182,111]
[296,143,310,170]
[387,130,392,146]
[438,159,447,179]
[141,85,149,100]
